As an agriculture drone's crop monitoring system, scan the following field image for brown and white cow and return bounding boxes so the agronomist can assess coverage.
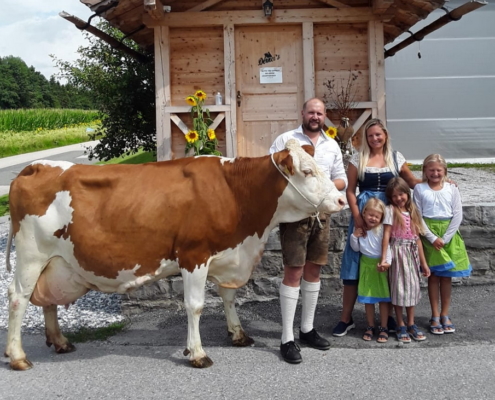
[4,139,345,370]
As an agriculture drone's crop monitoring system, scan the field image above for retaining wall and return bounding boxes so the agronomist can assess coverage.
[122,205,495,313]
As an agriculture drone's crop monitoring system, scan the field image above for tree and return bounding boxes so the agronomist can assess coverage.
[53,20,155,161]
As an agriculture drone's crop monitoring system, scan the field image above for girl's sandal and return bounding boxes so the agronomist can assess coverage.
[407,324,427,341]
[396,326,411,343]
[440,315,456,333]
[362,326,375,341]
[429,317,444,335]
[377,326,389,343]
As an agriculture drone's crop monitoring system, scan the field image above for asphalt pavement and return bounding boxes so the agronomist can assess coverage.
[1,284,495,399]
[0,141,99,196]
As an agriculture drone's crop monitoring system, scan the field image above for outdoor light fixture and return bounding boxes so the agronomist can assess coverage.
[263,0,273,17]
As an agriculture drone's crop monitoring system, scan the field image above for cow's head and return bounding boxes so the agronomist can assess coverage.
[272,139,345,223]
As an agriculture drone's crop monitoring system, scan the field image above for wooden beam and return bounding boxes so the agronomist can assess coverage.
[316,0,351,8]
[60,11,148,63]
[187,0,225,12]
[368,20,386,122]
[223,23,237,157]
[302,22,315,101]
[144,0,165,20]
[372,0,394,14]
[385,1,487,58]
[144,8,393,27]
[154,26,172,161]
[209,113,225,130]
[170,114,189,134]
[352,109,372,132]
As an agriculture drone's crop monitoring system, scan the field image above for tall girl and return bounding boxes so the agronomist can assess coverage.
[350,197,391,343]
[381,177,430,343]
[413,154,472,334]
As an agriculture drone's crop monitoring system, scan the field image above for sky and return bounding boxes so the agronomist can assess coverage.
[0,1,93,79]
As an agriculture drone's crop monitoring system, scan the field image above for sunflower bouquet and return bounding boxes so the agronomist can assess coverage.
[325,125,353,170]
[184,90,221,156]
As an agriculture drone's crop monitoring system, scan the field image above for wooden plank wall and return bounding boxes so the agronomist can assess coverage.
[169,26,227,158]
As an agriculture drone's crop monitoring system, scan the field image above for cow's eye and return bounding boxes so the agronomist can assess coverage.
[303,169,314,177]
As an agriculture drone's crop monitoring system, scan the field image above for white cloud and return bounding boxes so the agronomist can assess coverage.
[0,1,94,79]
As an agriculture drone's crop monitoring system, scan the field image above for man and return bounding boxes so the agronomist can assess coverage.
[269,98,347,364]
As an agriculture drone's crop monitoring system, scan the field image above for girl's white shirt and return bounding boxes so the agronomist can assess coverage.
[350,227,392,263]
[413,182,463,244]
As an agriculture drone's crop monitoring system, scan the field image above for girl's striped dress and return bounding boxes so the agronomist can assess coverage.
[383,206,422,307]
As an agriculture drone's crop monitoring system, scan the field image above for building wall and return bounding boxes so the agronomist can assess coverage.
[384,1,495,162]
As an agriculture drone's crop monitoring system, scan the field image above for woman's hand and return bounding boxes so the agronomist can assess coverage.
[354,214,368,236]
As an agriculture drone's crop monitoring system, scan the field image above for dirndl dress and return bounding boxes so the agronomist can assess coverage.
[421,217,472,278]
[357,255,391,304]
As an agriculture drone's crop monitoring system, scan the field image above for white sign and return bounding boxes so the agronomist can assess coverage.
[260,67,282,84]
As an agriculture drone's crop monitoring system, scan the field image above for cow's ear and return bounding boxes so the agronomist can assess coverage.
[301,145,315,157]
[275,150,295,176]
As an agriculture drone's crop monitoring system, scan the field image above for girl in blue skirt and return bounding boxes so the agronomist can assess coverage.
[413,154,472,335]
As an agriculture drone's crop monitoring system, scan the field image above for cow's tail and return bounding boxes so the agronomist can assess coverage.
[6,218,13,273]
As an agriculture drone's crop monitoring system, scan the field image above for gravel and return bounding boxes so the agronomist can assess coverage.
[0,221,125,334]
[0,167,493,334]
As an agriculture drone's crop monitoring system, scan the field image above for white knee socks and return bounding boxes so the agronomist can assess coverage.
[300,279,321,334]
[280,283,299,344]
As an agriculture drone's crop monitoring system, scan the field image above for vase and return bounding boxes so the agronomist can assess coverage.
[336,117,354,143]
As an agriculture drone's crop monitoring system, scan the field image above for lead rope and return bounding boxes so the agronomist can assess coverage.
[270,153,324,228]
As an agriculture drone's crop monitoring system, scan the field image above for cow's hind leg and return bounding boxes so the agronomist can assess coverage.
[5,262,45,370]
[217,286,254,347]
[43,305,76,354]
[181,265,213,368]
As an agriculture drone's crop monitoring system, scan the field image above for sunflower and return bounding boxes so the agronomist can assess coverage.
[186,96,197,106]
[325,126,338,139]
[207,129,216,140]
[185,130,199,143]
[195,90,207,101]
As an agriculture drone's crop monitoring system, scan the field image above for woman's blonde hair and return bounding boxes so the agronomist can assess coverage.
[357,119,396,181]
[385,177,424,235]
[362,197,386,233]
[422,153,448,184]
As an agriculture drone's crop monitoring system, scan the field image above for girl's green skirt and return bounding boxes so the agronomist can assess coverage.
[421,218,472,278]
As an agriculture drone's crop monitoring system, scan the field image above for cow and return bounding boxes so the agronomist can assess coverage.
[4,139,345,371]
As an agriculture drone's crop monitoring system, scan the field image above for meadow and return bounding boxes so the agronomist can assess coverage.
[0,108,100,158]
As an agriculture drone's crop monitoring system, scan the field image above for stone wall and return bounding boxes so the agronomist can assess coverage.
[122,205,495,313]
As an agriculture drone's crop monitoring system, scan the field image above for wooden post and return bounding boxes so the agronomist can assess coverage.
[302,22,315,101]
[368,20,386,122]
[154,26,172,161]
[224,24,237,158]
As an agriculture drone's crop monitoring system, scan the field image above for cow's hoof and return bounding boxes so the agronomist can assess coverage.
[10,358,33,371]
[232,334,255,347]
[55,342,76,354]
[190,356,214,368]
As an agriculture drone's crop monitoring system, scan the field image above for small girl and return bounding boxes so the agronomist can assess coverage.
[381,177,431,343]
[350,198,392,343]
[413,154,472,335]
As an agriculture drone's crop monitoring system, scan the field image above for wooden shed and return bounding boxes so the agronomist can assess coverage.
[71,0,451,160]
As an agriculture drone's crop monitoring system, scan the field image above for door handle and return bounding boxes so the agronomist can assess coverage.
[237,91,242,107]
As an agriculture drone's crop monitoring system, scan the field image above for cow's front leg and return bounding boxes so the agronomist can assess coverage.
[217,286,254,347]
[181,265,213,368]
[43,305,76,354]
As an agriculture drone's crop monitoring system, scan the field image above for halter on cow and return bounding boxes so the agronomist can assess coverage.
[4,139,345,370]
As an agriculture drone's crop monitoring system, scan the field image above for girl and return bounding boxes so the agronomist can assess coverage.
[413,154,472,335]
[381,177,431,343]
[350,198,392,343]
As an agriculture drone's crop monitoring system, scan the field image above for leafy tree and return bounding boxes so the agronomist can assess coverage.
[53,20,155,161]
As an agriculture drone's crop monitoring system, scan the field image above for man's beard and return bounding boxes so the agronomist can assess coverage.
[303,120,323,133]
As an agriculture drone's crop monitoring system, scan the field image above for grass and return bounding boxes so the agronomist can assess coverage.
[0,194,8,216]
[0,124,98,159]
[97,149,156,165]
[64,320,129,343]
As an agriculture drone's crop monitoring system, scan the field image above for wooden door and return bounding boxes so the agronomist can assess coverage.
[235,25,304,157]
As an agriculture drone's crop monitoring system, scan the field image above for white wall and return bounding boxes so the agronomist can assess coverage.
[384,1,495,163]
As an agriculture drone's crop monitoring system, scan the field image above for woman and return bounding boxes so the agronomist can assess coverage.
[332,118,420,337]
